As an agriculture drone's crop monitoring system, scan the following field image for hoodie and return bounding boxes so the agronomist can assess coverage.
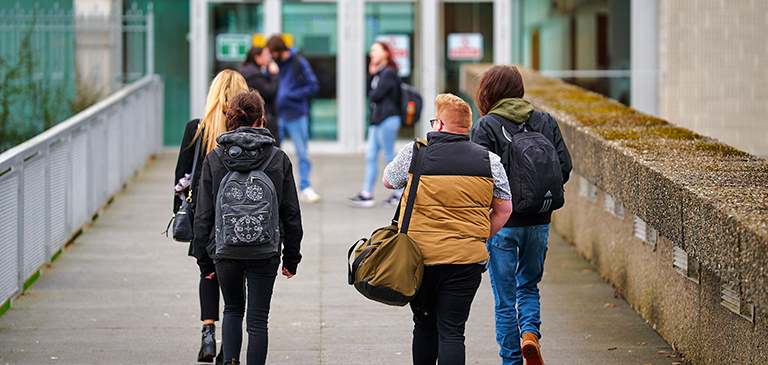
[192,127,303,274]
[471,99,572,227]
[274,48,320,119]
[488,98,534,124]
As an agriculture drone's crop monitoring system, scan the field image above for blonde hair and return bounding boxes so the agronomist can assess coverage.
[435,93,473,131]
[193,70,249,153]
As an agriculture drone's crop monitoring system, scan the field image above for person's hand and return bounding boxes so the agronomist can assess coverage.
[268,61,279,75]
[368,62,378,75]
[282,267,294,279]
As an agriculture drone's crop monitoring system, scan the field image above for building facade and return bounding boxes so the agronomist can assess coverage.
[124,0,767,157]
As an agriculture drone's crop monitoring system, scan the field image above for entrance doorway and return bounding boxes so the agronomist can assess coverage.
[442,2,493,113]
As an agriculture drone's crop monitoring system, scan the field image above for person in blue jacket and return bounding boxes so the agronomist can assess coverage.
[266,35,321,203]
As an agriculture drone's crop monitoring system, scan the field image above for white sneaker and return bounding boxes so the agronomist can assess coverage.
[299,187,321,203]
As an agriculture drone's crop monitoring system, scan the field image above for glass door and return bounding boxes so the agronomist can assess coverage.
[209,3,264,78]
[442,2,493,121]
[282,1,338,141]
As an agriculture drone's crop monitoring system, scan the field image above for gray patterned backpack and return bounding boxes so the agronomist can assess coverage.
[214,146,280,260]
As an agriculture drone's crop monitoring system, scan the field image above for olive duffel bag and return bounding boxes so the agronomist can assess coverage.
[347,140,427,306]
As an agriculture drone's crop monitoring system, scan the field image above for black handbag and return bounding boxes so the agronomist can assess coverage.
[166,134,202,242]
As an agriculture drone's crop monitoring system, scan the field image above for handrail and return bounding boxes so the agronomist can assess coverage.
[0,75,164,312]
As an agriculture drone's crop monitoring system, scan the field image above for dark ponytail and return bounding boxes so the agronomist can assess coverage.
[225,90,266,131]
[242,47,263,68]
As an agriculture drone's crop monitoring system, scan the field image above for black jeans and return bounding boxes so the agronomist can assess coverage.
[410,264,483,365]
[215,257,279,365]
[198,257,220,321]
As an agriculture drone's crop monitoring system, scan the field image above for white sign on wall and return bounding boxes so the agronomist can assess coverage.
[447,33,484,61]
[216,34,252,62]
[375,34,411,78]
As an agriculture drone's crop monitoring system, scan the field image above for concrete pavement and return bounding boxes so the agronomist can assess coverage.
[0,150,683,364]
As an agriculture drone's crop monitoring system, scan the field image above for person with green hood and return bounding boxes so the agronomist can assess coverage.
[470,65,572,365]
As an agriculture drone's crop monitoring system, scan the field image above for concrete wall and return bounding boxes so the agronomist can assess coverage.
[462,64,768,364]
[658,0,768,158]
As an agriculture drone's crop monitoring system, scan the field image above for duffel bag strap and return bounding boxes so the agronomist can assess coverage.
[400,140,427,234]
[348,238,367,284]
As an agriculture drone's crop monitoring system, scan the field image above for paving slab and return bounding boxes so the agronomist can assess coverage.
[0,150,681,365]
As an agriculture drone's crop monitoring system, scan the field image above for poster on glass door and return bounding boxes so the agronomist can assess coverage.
[375,35,411,78]
[447,33,484,61]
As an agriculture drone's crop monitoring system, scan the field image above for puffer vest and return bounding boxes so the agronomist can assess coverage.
[398,132,494,265]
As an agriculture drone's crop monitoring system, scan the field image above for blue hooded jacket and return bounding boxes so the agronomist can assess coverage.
[275,48,320,119]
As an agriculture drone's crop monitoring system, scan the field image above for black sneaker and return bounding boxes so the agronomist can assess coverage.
[346,193,376,208]
[381,194,401,208]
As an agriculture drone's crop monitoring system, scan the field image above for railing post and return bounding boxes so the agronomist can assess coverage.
[146,2,154,75]
[14,162,24,296]
[44,145,52,263]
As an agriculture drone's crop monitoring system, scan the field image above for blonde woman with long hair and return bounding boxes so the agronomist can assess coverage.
[173,69,249,364]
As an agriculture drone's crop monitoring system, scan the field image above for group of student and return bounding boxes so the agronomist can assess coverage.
[173,33,572,365]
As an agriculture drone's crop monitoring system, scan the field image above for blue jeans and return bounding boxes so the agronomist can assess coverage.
[216,258,279,365]
[486,225,550,365]
[363,115,400,193]
[279,115,311,190]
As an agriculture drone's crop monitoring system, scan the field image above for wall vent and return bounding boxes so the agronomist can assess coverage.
[673,246,699,283]
[634,216,657,246]
[579,176,597,203]
[721,284,755,323]
[603,194,625,219]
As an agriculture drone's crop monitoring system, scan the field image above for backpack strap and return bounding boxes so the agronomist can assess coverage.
[488,112,542,142]
[292,53,306,85]
[399,139,428,235]
[257,146,279,172]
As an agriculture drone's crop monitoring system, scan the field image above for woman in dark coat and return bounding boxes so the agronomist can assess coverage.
[346,41,402,208]
[193,90,302,365]
[240,46,281,146]
[173,69,249,364]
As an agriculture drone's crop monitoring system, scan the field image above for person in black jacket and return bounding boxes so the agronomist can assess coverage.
[347,41,403,208]
[193,90,302,365]
[173,69,249,364]
[470,65,572,365]
[240,46,281,146]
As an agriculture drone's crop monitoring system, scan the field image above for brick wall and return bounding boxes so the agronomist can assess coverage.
[659,0,768,158]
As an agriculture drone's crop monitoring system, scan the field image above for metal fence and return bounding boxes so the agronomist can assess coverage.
[0,75,163,310]
[0,2,154,152]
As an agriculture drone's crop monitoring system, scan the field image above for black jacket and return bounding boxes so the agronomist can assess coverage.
[471,111,572,227]
[367,65,401,126]
[192,127,303,274]
[174,119,203,214]
[240,63,281,145]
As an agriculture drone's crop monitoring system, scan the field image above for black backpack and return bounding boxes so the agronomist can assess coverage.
[400,82,423,126]
[489,112,564,214]
[213,146,280,259]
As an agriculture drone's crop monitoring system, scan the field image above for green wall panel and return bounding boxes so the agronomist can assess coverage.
[128,0,190,146]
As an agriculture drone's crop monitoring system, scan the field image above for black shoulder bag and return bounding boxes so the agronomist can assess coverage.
[166,134,202,242]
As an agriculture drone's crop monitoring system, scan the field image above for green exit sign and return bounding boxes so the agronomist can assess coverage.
[215,34,252,62]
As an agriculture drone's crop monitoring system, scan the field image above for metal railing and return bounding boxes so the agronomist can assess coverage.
[0,75,163,309]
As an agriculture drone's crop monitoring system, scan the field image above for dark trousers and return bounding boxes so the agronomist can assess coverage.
[215,258,279,365]
[198,257,220,321]
[410,264,483,365]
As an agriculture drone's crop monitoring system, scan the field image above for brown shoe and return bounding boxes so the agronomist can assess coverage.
[522,332,544,365]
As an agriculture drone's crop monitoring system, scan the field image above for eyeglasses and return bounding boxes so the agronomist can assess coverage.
[429,119,444,128]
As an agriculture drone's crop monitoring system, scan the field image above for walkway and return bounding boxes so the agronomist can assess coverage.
[0,150,682,364]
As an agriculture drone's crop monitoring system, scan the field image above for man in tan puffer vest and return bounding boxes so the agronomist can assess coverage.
[383,93,513,365]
